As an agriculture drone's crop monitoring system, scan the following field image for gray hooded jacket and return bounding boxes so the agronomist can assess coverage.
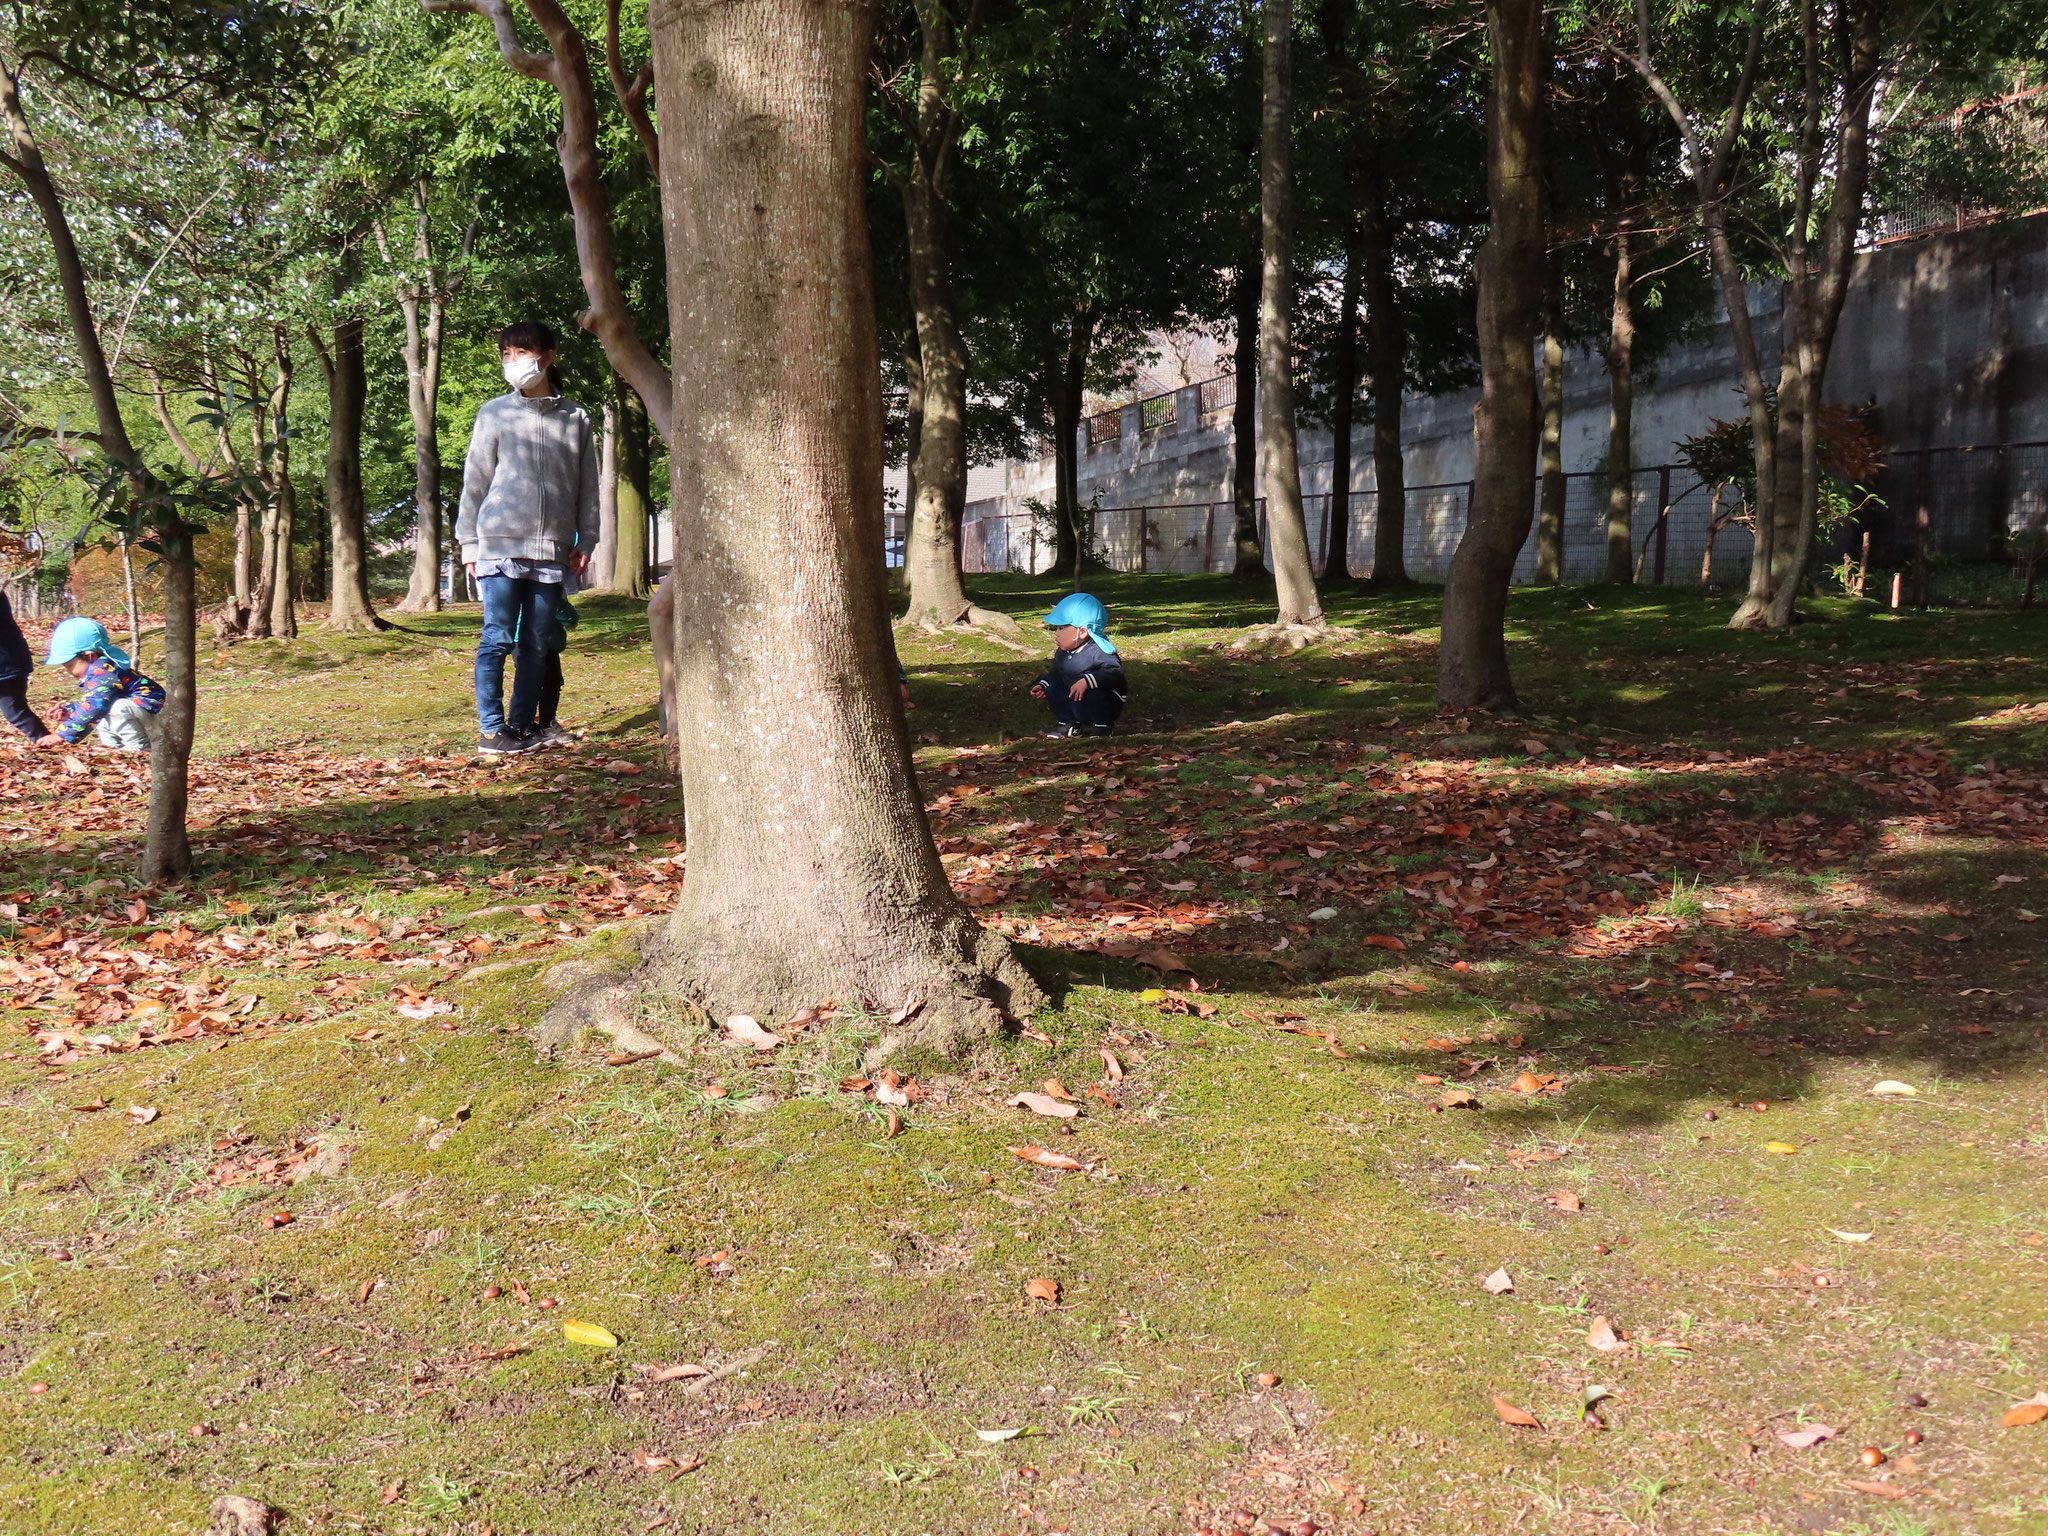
[455,392,601,565]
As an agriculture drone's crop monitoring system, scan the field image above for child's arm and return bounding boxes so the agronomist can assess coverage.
[454,408,499,566]
[54,663,118,744]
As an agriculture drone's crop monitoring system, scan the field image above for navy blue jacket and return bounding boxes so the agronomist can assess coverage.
[1036,637,1126,700]
[0,592,31,681]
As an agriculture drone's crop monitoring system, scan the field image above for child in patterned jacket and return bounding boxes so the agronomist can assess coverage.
[36,618,165,753]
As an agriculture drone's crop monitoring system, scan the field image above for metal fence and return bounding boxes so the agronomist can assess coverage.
[893,441,2048,604]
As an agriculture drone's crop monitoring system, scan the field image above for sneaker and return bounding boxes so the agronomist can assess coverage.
[1043,724,1077,739]
[477,729,538,756]
[533,722,575,748]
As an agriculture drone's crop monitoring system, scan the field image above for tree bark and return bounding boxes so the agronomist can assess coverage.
[899,164,975,626]
[1326,212,1361,581]
[1439,0,1543,711]
[314,314,383,631]
[119,533,141,659]
[639,0,1039,1054]
[1256,0,1321,625]
[1229,258,1263,574]
[610,376,652,599]
[1603,213,1635,584]
[594,397,619,590]
[1,59,190,881]
[1535,251,1565,583]
[1361,151,1407,584]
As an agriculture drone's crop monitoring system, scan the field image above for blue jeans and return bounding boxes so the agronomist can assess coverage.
[475,575,559,735]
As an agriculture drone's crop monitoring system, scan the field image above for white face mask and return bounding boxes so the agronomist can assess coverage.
[502,356,545,391]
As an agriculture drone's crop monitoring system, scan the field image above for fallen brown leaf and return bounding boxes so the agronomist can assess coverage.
[1043,1078,1079,1101]
[1846,1480,1909,1500]
[606,1050,660,1067]
[1777,1424,1838,1449]
[1545,1190,1583,1213]
[1586,1316,1626,1352]
[1098,1048,1124,1083]
[1363,935,1408,951]
[1007,1144,1088,1172]
[379,1483,403,1505]
[1492,1395,1543,1429]
[2002,1398,2048,1427]
[1481,1268,1513,1295]
[633,1447,677,1471]
[1007,1092,1079,1119]
[1024,1277,1061,1304]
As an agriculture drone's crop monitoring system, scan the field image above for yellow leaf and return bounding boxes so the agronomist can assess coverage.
[1765,1141,1798,1155]
[562,1319,618,1348]
[1138,988,1165,1003]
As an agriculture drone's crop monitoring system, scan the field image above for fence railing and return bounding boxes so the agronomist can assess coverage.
[909,441,2048,603]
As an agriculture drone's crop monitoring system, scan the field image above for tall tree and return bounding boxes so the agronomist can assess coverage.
[873,0,1017,634]
[638,0,1038,1047]
[0,0,325,881]
[378,181,470,614]
[1439,0,1543,709]
[312,256,384,631]
[1257,0,1324,627]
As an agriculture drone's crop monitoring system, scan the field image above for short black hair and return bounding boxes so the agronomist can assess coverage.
[497,320,557,355]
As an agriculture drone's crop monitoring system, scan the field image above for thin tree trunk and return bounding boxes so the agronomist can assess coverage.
[248,367,278,640]
[1326,212,1361,581]
[638,0,1039,1052]
[119,533,141,661]
[900,169,976,627]
[2,59,190,880]
[1230,258,1263,574]
[1439,0,1543,711]
[266,330,297,639]
[1051,313,1090,580]
[1604,214,1635,584]
[1361,152,1407,584]
[610,376,652,599]
[315,313,383,631]
[1258,0,1322,626]
[594,398,620,590]
[1535,251,1565,583]
[385,189,457,615]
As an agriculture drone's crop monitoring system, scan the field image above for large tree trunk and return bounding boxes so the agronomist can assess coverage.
[1535,252,1565,583]
[1603,215,1635,584]
[1,59,191,881]
[1050,312,1090,580]
[1361,152,1407,584]
[1257,0,1322,626]
[636,0,1039,1053]
[1229,258,1263,574]
[248,367,279,640]
[1325,212,1361,581]
[317,314,383,631]
[610,376,652,598]
[1439,0,1543,711]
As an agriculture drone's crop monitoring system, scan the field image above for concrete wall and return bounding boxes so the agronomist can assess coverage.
[955,211,2048,583]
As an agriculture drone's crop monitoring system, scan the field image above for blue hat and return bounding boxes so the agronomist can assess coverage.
[1043,592,1116,655]
[45,616,128,669]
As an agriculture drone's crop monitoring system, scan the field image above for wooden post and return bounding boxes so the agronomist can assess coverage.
[1913,452,1932,609]
[1205,503,1217,573]
[1855,529,1871,597]
[1890,570,1903,609]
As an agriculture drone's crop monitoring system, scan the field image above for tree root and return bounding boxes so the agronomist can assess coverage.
[900,603,1034,651]
[1228,618,1332,654]
[532,919,1043,1068]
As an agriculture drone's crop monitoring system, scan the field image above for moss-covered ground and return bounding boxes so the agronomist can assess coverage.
[3,576,2047,1535]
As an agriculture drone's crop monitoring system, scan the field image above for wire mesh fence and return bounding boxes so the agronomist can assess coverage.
[897,441,2048,606]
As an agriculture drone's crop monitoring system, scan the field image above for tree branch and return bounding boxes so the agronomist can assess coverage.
[420,0,553,80]
[604,0,658,176]
[144,366,204,473]
[423,0,672,441]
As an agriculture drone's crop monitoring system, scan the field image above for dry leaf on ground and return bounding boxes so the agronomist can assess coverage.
[642,1363,710,1382]
[1777,1424,1839,1449]
[1545,1190,1583,1212]
[562,1319,619,1348]
[1007,1144,1088,1172]
[723,1015,782,1051]
[1024,1277,1061,1303]
[1042,1078,1079,1100]
[1492,1396,1543,1429]
[126,1104,159,1124]
[1006,1092,1079,1119]
[633,1447,676,1471]
[1098,1048,1124,1083]
[1587,1316,1627,1352]
[1481,1268,1513,1295]
[2002,1394,2048,1427]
